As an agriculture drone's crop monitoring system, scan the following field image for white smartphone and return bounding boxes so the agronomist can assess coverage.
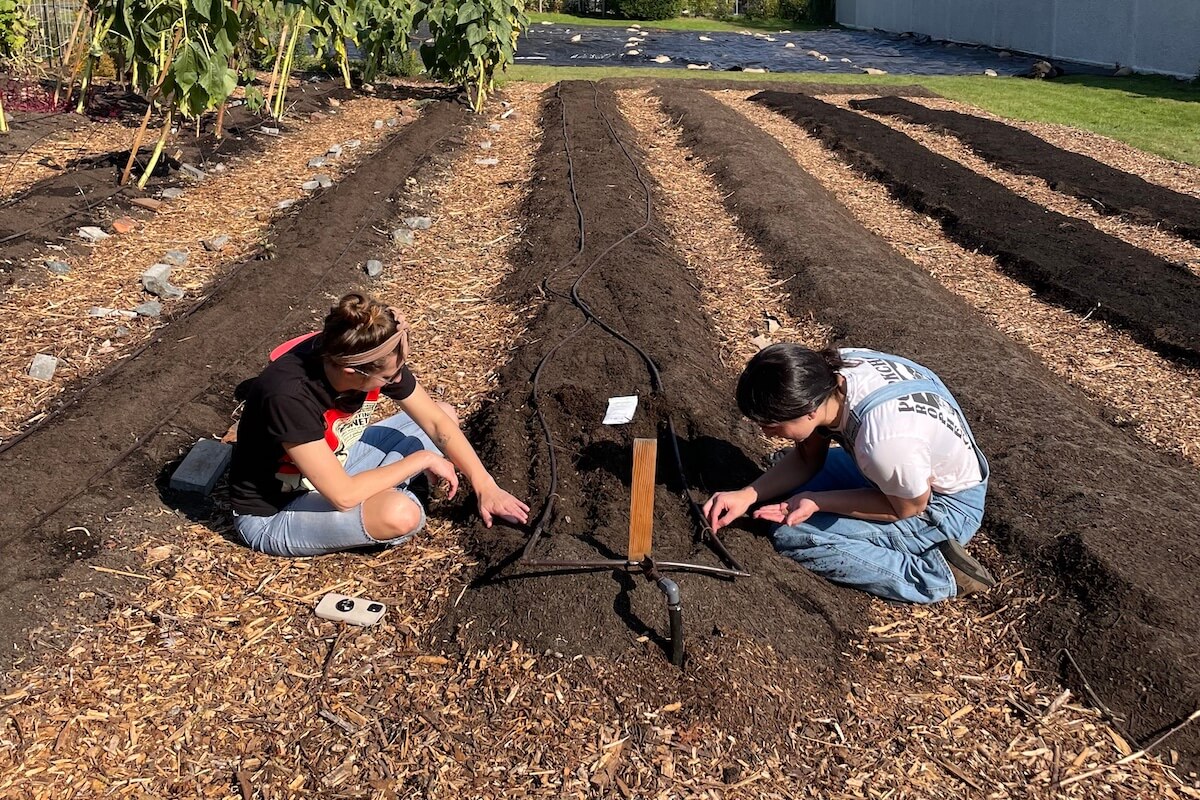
[315,593,387,626]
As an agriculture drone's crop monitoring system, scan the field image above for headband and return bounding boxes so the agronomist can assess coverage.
[335,306,411,366]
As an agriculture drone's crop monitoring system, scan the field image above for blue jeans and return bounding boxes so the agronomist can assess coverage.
[771,447,987,603]
[233,413,439,557]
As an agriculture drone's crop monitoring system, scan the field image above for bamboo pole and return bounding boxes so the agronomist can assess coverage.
[263,21,290,115]
[53,0,90,107]
[0,93,8,134]
[120,99,156,185]
[137,106,174,190]
[273,14,304,120]
[120,32,180,186]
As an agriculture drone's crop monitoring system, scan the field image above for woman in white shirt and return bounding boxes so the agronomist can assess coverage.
[704,344,994,603]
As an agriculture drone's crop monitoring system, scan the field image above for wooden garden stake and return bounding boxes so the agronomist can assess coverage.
[264,21,290,116]
[627,438,658,561]
[53,0,90,107]
[137,106,174,190]
[121,34,179,187]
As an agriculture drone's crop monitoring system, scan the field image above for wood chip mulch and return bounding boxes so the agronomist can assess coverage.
[829,95,1200,279]
[0,85,1196,799]
[0,96,412,441]
[720,90,1200,470]
[372,82,545,421]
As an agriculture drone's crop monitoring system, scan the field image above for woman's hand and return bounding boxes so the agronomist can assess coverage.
[477,485,530,528]
[422,454,460,500]
[753,493,820,527]
[703,487,758,532]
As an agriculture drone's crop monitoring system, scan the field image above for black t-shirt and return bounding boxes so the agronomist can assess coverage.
[229,334,417,516]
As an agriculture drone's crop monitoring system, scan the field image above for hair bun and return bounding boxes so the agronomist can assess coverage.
[338,292,377,327]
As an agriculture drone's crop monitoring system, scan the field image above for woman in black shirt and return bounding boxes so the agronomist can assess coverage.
[228,292,528,556]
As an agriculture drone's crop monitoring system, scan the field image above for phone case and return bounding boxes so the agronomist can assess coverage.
[315,593,387,626]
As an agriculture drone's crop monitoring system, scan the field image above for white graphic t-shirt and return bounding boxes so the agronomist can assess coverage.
[834,351,983,498]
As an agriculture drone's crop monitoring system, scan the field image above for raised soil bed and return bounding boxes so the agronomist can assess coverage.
[851,95,1200,246]
[658,84,1200,768]
[752,91,1200,365]
[442,81,867,685]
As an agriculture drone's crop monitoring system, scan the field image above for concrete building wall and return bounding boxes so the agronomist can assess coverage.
[838,0,1200,77]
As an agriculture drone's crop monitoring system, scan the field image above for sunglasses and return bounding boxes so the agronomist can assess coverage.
[351,357,407,385]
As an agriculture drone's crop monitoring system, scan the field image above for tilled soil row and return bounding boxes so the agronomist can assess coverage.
[0,100,471,661]
[657,85,1200,768]
[443,81,866,687]
[852,96,1200,246]
[752,91,1200,364]
[0,81,353,272]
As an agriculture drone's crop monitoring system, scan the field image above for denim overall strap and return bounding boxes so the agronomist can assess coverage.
[839,350,989,481]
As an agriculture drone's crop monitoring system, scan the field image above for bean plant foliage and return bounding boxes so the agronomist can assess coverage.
[420,0,525,110]
[80,0,525,121]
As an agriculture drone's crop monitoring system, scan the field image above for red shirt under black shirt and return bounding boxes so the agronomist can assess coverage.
[229,334,417,516]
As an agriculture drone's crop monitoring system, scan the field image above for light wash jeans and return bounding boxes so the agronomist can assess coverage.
[233,413,439,557]
[771,447,987,603]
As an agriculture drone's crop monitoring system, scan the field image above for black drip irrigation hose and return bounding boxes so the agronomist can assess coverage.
[8,113,460,536]
[520,82,744,575]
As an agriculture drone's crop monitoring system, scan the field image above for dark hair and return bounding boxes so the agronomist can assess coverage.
[736,343,845,424]
[320,292,400,370]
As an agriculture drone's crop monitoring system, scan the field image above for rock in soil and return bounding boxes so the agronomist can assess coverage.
[160,188,185,200]
[45,260,71,275]
[327,143,343,157]
[112,217,137,234]
[403,216,432,230]
[163,249,189,266]
[390,228,415,246]
[475,157,499,166]
[308,156,327,168]
[141,263,185,299]
[314,174,333,189]
[134,300,163,318]
[302,180,321,192]
[77,226,110,243]
[180,164,207,180]
[202,235,231,252]
[365,259,384,278]
[27,354,58,381]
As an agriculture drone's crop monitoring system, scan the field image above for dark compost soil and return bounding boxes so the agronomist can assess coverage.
[752,92,1200,365]
[657,85,1200,768]
[0,79,354,280]
[851,95,1200,246]
[0,98,470,670]
[441,81,866,689]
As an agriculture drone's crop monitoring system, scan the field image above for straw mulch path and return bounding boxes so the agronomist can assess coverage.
[373,82,544,421]
[0,96,411,440]
[720,91,1200,470]
[827,95,1200,278]
[0,117,133,201]
[617,88,1194,799]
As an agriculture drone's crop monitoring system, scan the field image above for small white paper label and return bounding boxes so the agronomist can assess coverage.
[603,395,639,425]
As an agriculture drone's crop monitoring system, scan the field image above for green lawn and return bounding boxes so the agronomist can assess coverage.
[504,66,1200,165]
[526,11,813,32]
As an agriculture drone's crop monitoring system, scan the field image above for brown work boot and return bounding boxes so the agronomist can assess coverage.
[938,539,996,596]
